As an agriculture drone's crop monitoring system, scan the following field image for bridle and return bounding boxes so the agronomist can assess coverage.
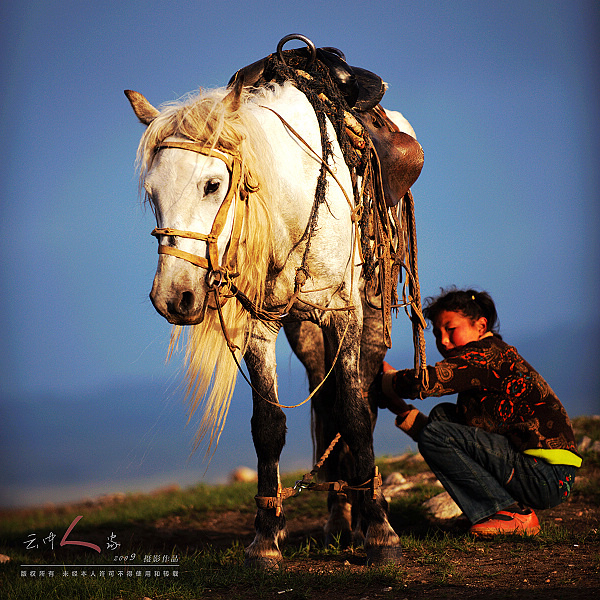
[147,133,356,409]
[150,140,257,288]
[149,138,291,404]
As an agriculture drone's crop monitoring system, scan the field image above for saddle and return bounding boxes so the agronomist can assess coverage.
[229,35,424,207]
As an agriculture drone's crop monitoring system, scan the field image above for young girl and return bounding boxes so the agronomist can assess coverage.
[379,288,581,536]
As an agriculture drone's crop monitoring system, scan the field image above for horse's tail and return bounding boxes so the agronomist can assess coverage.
[171,298,251,457]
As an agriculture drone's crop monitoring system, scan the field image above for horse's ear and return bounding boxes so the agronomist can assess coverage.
[124,90,159,125]
[224,73,245,111]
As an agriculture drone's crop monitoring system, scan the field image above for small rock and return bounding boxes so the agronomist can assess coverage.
[578,436,592,452]
[422,491,462,519]
[230,466,258,483]
[384,472,407,485]
[382,481,418,500]
[383,471,443,502]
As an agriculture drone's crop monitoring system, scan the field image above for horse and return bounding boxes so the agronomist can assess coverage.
[125,73,419,567]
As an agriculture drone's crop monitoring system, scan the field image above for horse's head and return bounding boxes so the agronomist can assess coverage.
[126,85,276,454]
[126,87,253,326]
[146,143,239,324]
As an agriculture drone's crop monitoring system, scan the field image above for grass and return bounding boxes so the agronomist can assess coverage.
[1,416,599,599]
[0,480,259,536]
[181,546,404,600]
[1,542,405,600]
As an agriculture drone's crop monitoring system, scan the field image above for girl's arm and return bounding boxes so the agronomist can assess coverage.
[385,346,491,400]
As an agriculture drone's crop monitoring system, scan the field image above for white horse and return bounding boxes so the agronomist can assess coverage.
[126,78,413,568]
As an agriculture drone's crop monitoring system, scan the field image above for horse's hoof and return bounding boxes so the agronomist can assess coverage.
[366,545,403,566]
[243,556,282,570]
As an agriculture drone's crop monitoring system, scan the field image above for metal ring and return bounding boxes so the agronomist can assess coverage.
[206,270,224,288]
[277,34,316,68]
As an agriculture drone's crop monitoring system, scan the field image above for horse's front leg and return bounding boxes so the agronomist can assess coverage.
[327,311,402,565]
[243,323,287,569]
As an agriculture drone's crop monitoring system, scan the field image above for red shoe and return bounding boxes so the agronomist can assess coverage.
[469,509,540,537]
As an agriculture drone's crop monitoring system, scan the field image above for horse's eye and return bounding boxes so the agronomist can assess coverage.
[204,180,220,195]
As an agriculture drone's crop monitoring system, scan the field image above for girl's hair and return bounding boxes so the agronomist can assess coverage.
[422,287,500,336]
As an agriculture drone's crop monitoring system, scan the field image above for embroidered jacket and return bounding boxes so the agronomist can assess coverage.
[391,335,580,461]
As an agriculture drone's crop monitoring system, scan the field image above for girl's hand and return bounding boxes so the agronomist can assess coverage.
[376,363,413,416]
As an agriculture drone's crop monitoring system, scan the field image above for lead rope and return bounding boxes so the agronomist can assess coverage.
[214,108,428,399]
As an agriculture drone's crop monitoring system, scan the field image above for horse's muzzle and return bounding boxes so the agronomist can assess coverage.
[149,284,207,325]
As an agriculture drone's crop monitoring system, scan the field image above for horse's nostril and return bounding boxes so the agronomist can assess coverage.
[179,291,195,313]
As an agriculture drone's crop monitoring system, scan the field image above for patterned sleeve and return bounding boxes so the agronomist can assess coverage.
[392,343,493,399]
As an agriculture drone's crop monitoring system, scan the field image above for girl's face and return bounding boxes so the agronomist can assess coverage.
[432,310,488,357]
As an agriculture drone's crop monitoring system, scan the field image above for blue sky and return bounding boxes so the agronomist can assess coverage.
[1,1,598,505]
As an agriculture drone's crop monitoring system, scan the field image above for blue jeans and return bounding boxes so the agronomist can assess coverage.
[417,403,577,524]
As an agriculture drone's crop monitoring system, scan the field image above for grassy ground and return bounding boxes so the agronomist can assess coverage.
[1,416,598,599]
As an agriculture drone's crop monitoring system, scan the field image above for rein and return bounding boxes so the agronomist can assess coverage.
[259,105,362,321]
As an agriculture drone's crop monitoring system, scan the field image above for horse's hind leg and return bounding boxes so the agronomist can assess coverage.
[243,325,288,569]
[283,321,327,394]
[315,413,355,547]
[326,311,402,565]
[284,321,353,546]
[357,303,403,564]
